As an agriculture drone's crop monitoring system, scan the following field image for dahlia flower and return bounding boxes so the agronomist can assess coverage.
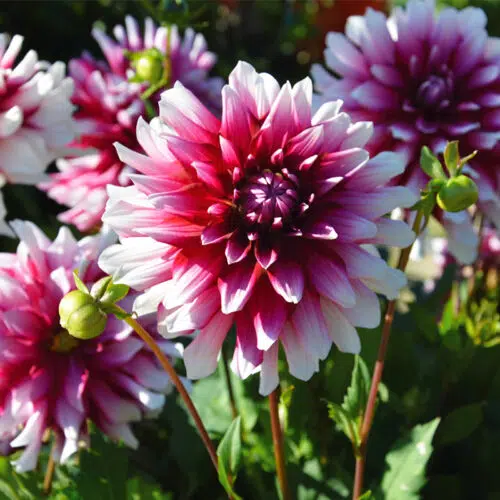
[0,33,74,185]
[100,61,416,395]
[42,16,222,232]
[0,221,180,472]
[312,0,500,263]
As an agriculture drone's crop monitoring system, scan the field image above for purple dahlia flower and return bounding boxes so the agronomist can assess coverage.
[312,0,500,263]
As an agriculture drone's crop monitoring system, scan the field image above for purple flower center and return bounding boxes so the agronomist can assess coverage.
[415,73,453,111]
[239,170,299,227]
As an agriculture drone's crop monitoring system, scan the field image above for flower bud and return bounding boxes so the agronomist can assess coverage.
[59,290,107,340]
[132,49,164,84]
[437,175,479,213]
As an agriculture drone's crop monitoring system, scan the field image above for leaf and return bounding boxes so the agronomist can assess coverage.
[437,403,484,446]
[325,356,372,449]
[73,270,89,294]
[380,418,440,500]
[326,402,358,446]
[217,416,243,500]
[411,190,436,221]
[443,141,459,176]
[101,284,130,305]
[75,428,128,500]
[358,491,374,499]
[342,356,371,422]
[0,456,41,500]
[102,303,131,320]
[420,146,447,180]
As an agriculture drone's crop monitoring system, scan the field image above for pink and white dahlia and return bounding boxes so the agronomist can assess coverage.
[312,0,500,262]
[92,15,223,113]
[0,221,180,472]
[0,33,74,185]
[42,16,222,232]
[99,61,416,395]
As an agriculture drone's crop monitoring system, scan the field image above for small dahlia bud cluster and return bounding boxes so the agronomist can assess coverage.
[59,273,129,340]
[417,141,479,216]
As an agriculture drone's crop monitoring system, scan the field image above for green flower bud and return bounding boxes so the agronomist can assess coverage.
[437,175,479,213]
[59,290,107,340]
[132,49,164,84]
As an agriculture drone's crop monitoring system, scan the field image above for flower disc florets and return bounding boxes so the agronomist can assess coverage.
[100,61,417,395]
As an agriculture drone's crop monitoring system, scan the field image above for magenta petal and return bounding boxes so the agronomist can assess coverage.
[225,231,252,265]
[281,322,319,381]
[268,259,305,304]
[259,342,279,395]
[231,311,263,379]
[218,259,260,314]
[292,289,331,360]
[248,280,288,350]
[254,239,278,269]
[307,253,356,308]
[201,222,233,246]
[183,311,234,379]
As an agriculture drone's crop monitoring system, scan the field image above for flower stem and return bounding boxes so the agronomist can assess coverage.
[43,446,56,495]
[121,312,219,472]
[221,346,238,420]
[352,209,424,500]
[269,389,291,500]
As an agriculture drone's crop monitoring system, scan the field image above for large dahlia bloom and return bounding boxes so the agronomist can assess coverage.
[100,61,416,394]
[0,221,180,472]
[0,34,74,184]
[312,0,500,262]
[42,16,222,232]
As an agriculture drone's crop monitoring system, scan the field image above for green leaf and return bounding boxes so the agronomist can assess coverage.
[73,270,89,294]
[101,284,130,305]
[325,356,372,449]
[0,456,42,500]
[326,401,358,446]
[420,146,447,180]
[75,428,128,500]
[380,418,440,500]
[358,491,374,500]
[217,416,243,500]
[437,403,484,446]
[342,356,371,422]
[443,141,459,176]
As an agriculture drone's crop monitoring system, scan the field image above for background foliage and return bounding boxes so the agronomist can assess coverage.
[1,0,500,498]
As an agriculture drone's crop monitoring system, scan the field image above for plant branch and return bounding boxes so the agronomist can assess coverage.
[269,388,291,500]
[352,209,425,499]
[119,310,219,472]
[43,444,56,496]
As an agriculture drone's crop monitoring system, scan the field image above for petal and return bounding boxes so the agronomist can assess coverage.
[320,298,361,353]
[183,311,233,379]
[218,259,260,314]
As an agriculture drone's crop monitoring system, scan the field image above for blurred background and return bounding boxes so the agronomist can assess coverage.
[1,1,500,499]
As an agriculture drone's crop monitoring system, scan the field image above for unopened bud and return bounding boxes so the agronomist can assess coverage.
[132,49,164,84]
[59,290,107,340]
[437,175,479,213]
